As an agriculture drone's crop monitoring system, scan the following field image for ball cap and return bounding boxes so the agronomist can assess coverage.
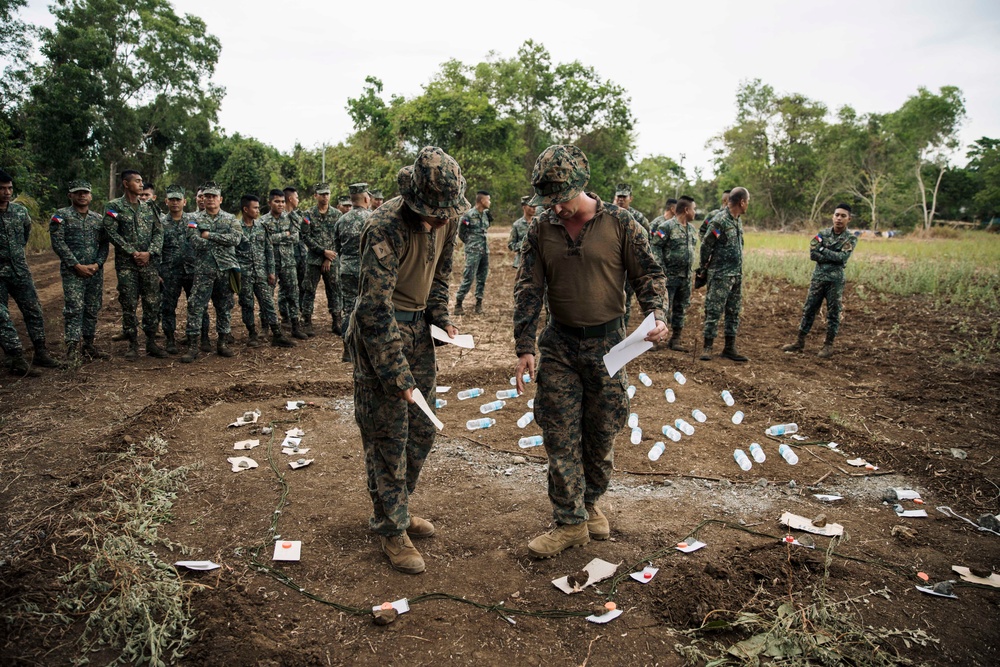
[314,182,331,195]
[201,181,222,196]
[529,145,589,207]
[397,146,470,219]
[68,180,92,193]
[165,184,185,199]
[348,182,369,195]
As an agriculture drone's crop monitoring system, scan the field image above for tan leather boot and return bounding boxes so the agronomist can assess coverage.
[380,534,425,574]
[527,522,589,559]
[406,516,435,539]
[585,504,610,540]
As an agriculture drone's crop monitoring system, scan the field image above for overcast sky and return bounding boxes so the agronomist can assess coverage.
[20,0,1000,179]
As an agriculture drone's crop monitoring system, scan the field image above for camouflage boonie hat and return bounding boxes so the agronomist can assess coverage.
[68,180,92,193]
[201,181,222,196]
[368,189,383,199]
[520,195,532,206]
[314,182,331,194]
[348,182,368,196]
[529,145,589,207]
[397,146,470,220]
[615,183,633,197]
[165,184,185,199]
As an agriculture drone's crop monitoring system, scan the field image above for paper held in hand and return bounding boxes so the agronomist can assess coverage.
[411,388,444,431]
[603,313,656,377]
[429,324,475,349]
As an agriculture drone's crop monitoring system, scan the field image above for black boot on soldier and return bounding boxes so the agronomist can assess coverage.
[32,340,63,368]
[699,337,714,361]
[721,335,749,362]
[782,331,807,353]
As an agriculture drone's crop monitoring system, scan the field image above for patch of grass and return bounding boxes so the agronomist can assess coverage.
[13,194,52,253]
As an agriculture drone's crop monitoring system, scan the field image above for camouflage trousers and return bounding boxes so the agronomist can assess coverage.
[456,248,489,302]
[60,266,103,342]
[351,318,437,537]
[703,273,743,339]
[239,276,278,330]
[300,263,339,320]
[274,260,300,322]
[0,273,46,354]
[798,278,845,338]
[339,272,360,336]
[161,272,208,337]
[115,265,161,339]
[536,323,628,525]
[186,271,234,339]
[665,278,692,332]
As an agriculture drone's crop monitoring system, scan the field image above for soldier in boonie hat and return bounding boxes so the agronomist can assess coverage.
[528,145,590,208]
[68,180,92,193]
[397,146,470,220]
[314,182,331,195]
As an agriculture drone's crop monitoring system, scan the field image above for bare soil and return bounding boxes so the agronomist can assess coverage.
[2,234,999,666]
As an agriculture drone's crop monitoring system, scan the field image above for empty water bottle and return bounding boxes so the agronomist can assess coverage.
[628,412,639,428]
[630,427,642,444]
[458,388,483,400]
[692,409,707,423]
[749,442,766,463]
[435,398,447,409]
[778,444,799,465]
[765,423,799,437]
[527,398,534,409]
[664,388,676,403]
[648,441,666,461]
[674,371,687,385]
[510,374,532,386]
[662,424,681,441]
[627,385,636,399]
[721,390,735,407]
[733,449,752,471]
[638,372,652,387]
[480,400,506,414]
[732,410,745,425]
[675,418,695,436]
[496,389,519,400]
[518,435,543,448]
[466,418,495,431]
[517,411,534,428]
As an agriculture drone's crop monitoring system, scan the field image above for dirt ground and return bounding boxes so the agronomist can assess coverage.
[1,232,999,666]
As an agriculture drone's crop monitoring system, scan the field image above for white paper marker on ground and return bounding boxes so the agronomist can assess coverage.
[630,566,659,583]
[430,324,475,349]
[586,609,623,624]
[285,427,305,437]
[174,560,221,571]
[412,388,445,430]
[371,598,410,615]
[779,512,844,536]
[552,558,619,594]
[915,585,957,599]
[233,439,259,450]
[280,435,302,449]
[227,456,258,472]
[288,458,313,469]
[603,312,656,377]
[436,386,451,393]
[272,540,301,561]
[228,410,260,427]
[675,540,707,553]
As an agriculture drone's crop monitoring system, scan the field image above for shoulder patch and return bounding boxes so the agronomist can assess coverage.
[372,241,390,260]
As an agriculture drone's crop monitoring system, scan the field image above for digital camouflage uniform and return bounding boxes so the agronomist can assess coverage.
[160,211,209,339]
[235,217,279,331]
[0,202,47,355]
[186,210,241,340]
[699,208,744,338]
[647,215,668,268]
[102,196,163,341]
[49,206,108,343]
[798,227,857,338]
[301,204,342,323]
[651,217,697,331]
[334,205,370,336]
[288,208,308,310]
[698,207,723,241]
[455,207,490,304]
[508,216,528,268]
[261,210,301,322]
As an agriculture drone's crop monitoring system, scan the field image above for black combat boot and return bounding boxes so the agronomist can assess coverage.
[271,325,295,348]
[721,335,749,362]
[331,312,343,336]
[8,352,40,377]
[32,340,63,368]
[817,332,836,359]
[199,332,213,353]
[302,316,315,337]
[291,319,309,340]
[699,337,714,361]
[66,341,80,364]
[454,299,464,315]
[145,336,169,359]
[782,331,807,353]
[124,336,140,361]
[474,298,483,314]
[217,337,235,358]
[164,332,179,354]
[180,341,200,363]
[247,326,261,348]
[111,330,128,342]
[667,328,688,352]
[82,337,110,360]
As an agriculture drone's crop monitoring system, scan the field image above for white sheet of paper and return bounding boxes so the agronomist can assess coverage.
[586,609,623,624]
[228,410,260,427]
[436,386,451,393]
[272,540,301,561]
[174,560,221,571]
[791,434,807,441]
[288,459,314,469]
[233,439,260,450]
[552,558,620,594]
[282,447,310,455]
[371,598,410,614]
[779,512,844,536]
[895,507,928,518]
[952,566,1000,588]
[813,494,843,502]
[603,313,656,377]
[411,388,444,431]
[783,538,816,549]
[893,488,921,500]
[285,400,304,411]
[915,585,957,599]
[430,324,475,349]
[285,427,305,437]
[675,540,707,553]
[227,456,258,472]
[630,566,659,583]
[281,435,302,449]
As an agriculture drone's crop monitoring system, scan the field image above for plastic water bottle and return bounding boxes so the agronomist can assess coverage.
[480,400,506,414]
[765,423,799,437]
[466,418,495,431]
[638,372,652,387]
[510,374,531,386]
[458,388,483,400]
[721,390,735,407]
[496,389,519,400]
[662,424,681,442]
[692,409,707,423]
[664,388,676,403]
[527,399,534,409]
[732,411,745,425]
[630,427,642,444]
[518,435,543,448]
[733,449,752,471]
[628,412,639,429]
[674,371,687,385]
[517,411,534,428]
[627,385,636,399]
[648,441,666,461]
[749,442,766,463]
[675,418,694,436]
[778,444,799,465]
[435,398,447,409]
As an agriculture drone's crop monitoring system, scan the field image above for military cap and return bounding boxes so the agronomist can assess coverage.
[165,184,186,199]
[615,183,633,197]
[520,195,532,206]
[68,180,92,193]
[348,182,369,195]
[338,195,351,205]
[529,145,589,207]
[397,146,470,220]
[368,189,383,199]
[201,181,222,196]
[314,182,331,194]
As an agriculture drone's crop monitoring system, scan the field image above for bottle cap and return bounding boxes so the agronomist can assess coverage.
[643,572,652,579]
[604,601,616,611]
[676,542,688,549]
[380,601,394,610]
[282,542,292,549]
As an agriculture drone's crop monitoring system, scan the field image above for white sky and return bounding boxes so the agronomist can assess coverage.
[20,0,1000,179]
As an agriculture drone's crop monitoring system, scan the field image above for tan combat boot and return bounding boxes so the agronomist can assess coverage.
[527,522,590,559]
[406,516,436,539]
[585,504,610,540]
[380,533,426,574]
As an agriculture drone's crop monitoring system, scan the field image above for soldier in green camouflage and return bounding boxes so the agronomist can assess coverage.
[369,189,384,211]
[334,183,372,361]
[179,183,241,363]
[514,146,667,559]
[783,204,858,358]
[698,187,749,362]
[651,196,697,351]
[336,195,351,215]
[300,182,343,336]
[347,146,467,575]
[507,195,534,268]
[103,170,168,360]
[235,194,294,349]
[615,183,650,326]
[284,187,309,330]
[261,190,308,340]
[648,198,678,269]
[49,180,109,363]
[698,189,730,241]
[454,190,491,315]
[0,169,61,376]
[159,185,209,354]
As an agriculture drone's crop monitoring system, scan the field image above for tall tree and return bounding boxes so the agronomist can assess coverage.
[967,137,1000,221]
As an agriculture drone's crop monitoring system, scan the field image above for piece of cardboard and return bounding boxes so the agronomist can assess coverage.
[892,488,921,501]
[894,505,928,518]
[952,566,1000,588]
[412,388,444,431]
[436,386,451,393]
[272,540,301,561]
[280,435,302,449]
[285,400,304,411]
[552,558,620,594]
[227,456,258,472]
[779,511,844,536]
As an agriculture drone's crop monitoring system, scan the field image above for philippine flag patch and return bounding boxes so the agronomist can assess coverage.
[106,209,119,219]
[51,215,64,225]
[712,228,721,238]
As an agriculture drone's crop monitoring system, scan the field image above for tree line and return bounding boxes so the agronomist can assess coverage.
[2,0,998,229]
